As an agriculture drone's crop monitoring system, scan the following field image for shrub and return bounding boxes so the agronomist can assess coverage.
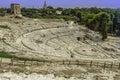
[0,25,10,29]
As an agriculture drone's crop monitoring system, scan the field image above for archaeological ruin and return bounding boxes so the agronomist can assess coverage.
[11,3,21,16]
[0,1,119,80]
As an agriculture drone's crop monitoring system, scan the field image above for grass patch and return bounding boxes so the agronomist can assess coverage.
[0,51,15,58]
[0,51,46,62]
[0,25,10,29]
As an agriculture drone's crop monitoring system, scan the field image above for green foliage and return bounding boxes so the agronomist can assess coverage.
[56,7,63,11]
[47,6,54,9]
[62,8,71,15]
[0,25,10,29]
[107,21,113,33]
[84,12,110,40]
[94,12,110,40]
[113,10,120,35]
[62,16,78,21]
[21,8,42,18]
[84,14,95,29]
[0,51,15,58]
[89,7,101,14]
[76,11,82,23]
[0,51,45,61]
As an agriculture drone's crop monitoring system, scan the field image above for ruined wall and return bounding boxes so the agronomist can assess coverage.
[11,3,21,16]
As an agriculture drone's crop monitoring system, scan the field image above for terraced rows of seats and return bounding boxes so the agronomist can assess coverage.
[1,19,120,60]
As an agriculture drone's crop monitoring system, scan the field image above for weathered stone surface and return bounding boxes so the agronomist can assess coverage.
[11,3,21,16]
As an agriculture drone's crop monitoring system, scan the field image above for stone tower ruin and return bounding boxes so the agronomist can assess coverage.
[11,3,21,16]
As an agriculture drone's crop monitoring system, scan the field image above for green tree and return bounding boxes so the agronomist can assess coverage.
[113,10,120,34]
[56,7,63,11]
[89,7,101,14]
[84,12,110,40]
[76,11,82,22]
[62,9,71,16]
[94,12,110,40]
[84,14,95,30]
[47,6,54,9]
